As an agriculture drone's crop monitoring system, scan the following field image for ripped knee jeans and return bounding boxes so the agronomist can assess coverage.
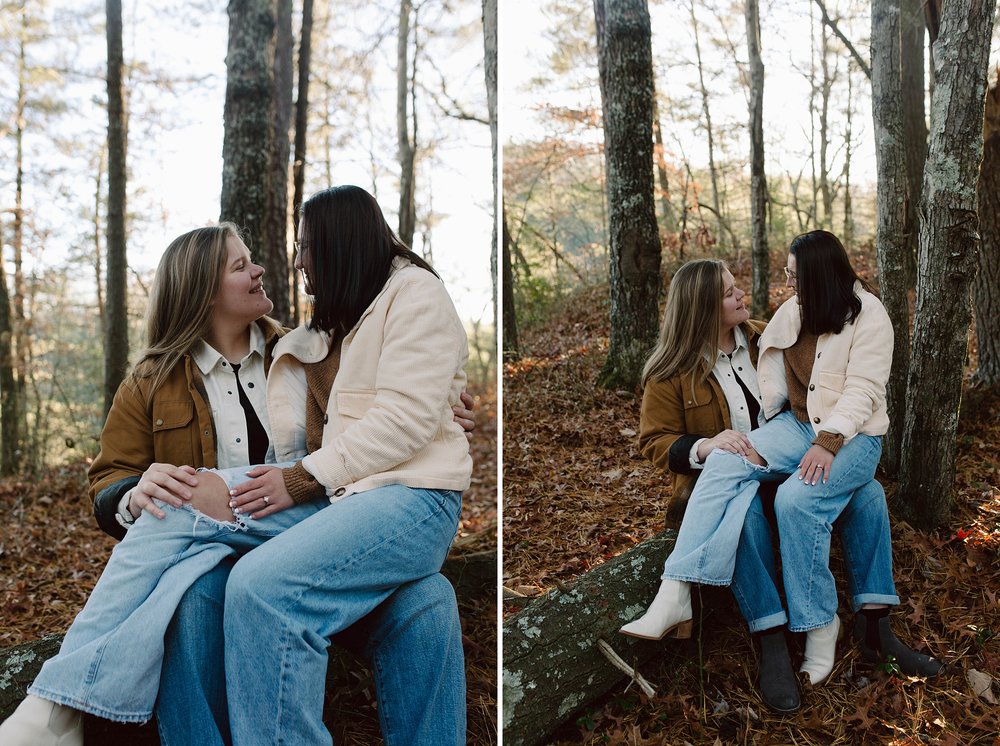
[28,462,329,723]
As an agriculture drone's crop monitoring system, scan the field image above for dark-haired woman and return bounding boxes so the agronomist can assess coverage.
[218,185,471,744]
[623,231,940,689]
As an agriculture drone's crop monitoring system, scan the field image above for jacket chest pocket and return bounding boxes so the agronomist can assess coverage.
[336,389,377,420]
[683,388,724,434]
[151,400,196,460]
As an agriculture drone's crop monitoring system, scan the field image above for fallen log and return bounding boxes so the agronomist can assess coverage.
[502,530,679,746]
[0,544,495,736]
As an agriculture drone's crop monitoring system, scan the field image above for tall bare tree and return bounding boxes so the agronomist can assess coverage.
[484,0,498,339]
[594,0,661,390]
[290,0,314,326]
[221,0,291,324]
[502,207,520,361]
[0,220,17,476]
[974,82,1000,386]
[263,0,293,324]
[745,0,768,318]
[688,0,723,247]
[896,0,996,529]
[870,0,909,476]
[397,0,417,247]
[900,0,926,286]
[104,0,128,422]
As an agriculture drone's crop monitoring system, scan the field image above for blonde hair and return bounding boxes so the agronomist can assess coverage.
[641,259,726,388]
[133,223,240,394]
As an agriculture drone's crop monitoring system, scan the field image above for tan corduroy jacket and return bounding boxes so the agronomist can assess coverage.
[638,320,767,522]
[266,258,473,501]
[88,318,286,539]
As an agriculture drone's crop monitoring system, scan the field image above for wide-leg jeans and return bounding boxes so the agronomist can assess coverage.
[29,463,325,722]
[156,566,466,746]
[661,411,882,620]
[730,477,898,633]
[223,482,463,746]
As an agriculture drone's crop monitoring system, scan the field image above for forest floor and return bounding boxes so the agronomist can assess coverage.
[0,381,497,745]
[503,252,1000,746]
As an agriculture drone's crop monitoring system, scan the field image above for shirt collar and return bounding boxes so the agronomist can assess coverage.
[192,321,266,375]
[717,326,749,360]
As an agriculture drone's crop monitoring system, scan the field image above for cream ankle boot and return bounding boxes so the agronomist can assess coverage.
[800,614,840,685]
[0,695,84,746]
[619,579,693,640]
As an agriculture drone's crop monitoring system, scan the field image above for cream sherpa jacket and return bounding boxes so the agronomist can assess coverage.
[266,257,472,500]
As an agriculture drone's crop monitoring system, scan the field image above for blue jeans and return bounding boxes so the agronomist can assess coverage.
[730,478,899,632]
[223,482,463,746]
[155,566,466,746]
[662,412,882,608]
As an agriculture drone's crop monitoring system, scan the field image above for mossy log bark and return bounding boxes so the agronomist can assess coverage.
[502,530,677,746]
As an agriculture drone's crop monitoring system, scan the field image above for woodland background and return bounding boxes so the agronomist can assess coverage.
[503,0,1000,744]
[0,0,498,743]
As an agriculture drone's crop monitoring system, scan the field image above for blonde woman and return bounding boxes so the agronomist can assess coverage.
[624,255,938,713]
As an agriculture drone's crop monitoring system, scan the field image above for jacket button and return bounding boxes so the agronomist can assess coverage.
[323,414,329,424]
[247,382,254,388]
[813,417,820,424]
[809,384,815,391]
[334,487,346,496]
[155,418,163,426]
[816,352,821,358]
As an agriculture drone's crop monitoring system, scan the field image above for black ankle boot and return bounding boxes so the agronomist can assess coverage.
[852,612,943,678]
[757,628,800,713]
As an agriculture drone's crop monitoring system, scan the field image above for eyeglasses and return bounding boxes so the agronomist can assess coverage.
[783,267,797,281]
[293,241,308,253]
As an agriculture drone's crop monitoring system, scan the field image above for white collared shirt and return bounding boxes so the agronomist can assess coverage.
[689,326,765,469]
[192,321,274,469]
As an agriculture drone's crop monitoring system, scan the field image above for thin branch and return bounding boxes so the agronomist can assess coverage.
[812,0,871,80]
[596,640,656,697]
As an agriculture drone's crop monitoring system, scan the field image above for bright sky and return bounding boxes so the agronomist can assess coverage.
[503,0,880,186]
[19,1,493,323]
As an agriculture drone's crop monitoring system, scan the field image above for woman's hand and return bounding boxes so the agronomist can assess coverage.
[130,463,200,520]
[453,390,475,441]
[697,429,754,462]
[798,444,835,485]
[228,466,294,519]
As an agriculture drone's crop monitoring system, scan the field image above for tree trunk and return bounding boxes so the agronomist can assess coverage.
[484,0,498,340]
[104,0,129,423]
[221,0,275,264]
[900,0,926,287]
[262,0,293,325]
[896,0,996,529]
[688,0,723,247]
[870,0,910,477]
[651,95,677,234]
[746,0,769,319]
[843,68,854,246]
[0,223,17,477]
[397,0,417,247]
[593,0,662,391]
[94,146,106,328]
[290,0,313,327]
[974,83,1000,386]
[501,206,520,361]
[818,23,834,228]
[502,531,677,746]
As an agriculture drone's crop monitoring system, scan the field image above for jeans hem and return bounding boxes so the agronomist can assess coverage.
[787,615,839,633]
[27,686,152,724]
[851,593,900,612]
[746,611,788,633]
[660,573,731,587]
